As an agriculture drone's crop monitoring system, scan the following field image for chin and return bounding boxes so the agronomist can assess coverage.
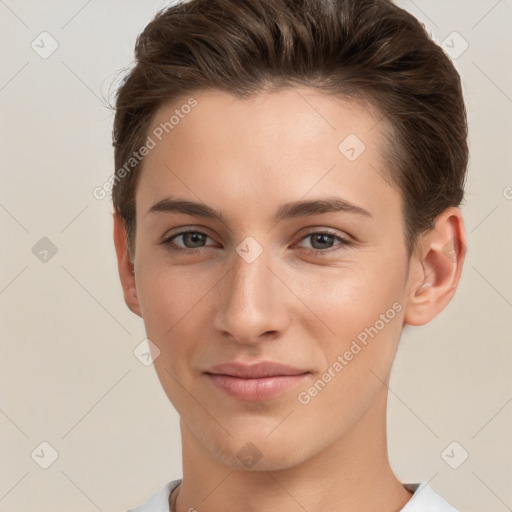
[206,428,313,471]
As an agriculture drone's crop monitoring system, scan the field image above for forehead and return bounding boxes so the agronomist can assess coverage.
[136,86,400,228]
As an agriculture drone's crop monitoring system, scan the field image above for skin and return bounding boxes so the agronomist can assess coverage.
[113,86,467,512]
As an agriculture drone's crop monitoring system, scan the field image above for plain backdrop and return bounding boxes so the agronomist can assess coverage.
[1,1,511,511]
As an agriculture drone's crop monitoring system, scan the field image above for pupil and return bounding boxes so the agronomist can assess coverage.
[185,233,204,248]
[312,233,332,249]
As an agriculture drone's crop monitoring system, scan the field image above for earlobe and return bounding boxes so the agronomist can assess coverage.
[404,207,467,327]
[113,213,142,317]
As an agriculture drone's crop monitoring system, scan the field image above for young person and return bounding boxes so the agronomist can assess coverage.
[111,0,468,510]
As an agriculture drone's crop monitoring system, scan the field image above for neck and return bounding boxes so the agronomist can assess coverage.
[173,385,413,512]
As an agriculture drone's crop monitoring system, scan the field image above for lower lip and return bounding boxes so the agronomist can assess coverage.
[205,373,309,401]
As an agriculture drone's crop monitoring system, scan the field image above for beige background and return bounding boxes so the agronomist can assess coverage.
[1,0,511,511]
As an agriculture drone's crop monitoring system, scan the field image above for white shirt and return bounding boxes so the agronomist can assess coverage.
[126,479,459,511]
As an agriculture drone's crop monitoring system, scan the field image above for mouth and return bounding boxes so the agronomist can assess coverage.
[204,361,310,401]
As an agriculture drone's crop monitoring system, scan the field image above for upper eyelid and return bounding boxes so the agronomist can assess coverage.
[164,230,216,245]
[296,231,351,248]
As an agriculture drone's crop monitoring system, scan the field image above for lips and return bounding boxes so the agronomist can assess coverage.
[204,361,310,401]
[205,361,309,378]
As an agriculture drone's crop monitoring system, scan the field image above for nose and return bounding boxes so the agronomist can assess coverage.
[213,245,291,345]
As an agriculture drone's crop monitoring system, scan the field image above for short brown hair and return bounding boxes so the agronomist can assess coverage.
[111,0,468,261]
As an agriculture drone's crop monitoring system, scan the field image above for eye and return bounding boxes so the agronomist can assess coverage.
[159,229,353,256]
[159,230,215,253]
[296,231,352,255]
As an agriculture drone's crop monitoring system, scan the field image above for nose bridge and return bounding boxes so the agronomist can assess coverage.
[214,243,288,342]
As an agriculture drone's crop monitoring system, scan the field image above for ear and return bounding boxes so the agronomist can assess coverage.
[113,213,142,317]
[404,207,467,326]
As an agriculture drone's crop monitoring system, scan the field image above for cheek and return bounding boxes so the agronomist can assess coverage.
[293,267,405,432]
[288,254,406,343]
[135,263,225,384]
[136,267,209,411]
[289,255,406,403]
[137,255,213,316]
[136,266,202,349]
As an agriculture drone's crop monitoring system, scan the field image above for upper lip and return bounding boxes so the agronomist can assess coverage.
[205,361,309,378]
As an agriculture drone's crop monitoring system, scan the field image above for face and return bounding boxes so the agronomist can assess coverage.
[131,87,413,470]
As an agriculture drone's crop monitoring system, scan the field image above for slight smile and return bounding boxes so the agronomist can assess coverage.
[204,361,311,401]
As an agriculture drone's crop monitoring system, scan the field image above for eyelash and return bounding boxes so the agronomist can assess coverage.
[159,230,353,256]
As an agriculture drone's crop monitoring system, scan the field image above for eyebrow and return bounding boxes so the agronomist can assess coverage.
[146,196,372,222]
